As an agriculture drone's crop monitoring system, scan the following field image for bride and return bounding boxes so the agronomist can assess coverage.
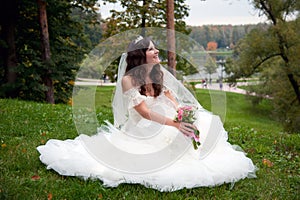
[37,36,257,192]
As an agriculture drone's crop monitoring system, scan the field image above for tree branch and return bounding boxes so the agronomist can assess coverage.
[250,52,282,74]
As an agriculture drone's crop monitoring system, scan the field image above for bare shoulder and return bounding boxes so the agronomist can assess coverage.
[122,75,134,92]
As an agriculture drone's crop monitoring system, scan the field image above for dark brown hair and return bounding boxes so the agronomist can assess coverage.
[126,37,163,97]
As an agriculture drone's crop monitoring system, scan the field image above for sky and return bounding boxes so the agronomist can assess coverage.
[99,0,267,26]
[185,0,266,25]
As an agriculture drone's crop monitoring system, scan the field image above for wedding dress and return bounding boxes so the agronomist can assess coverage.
[37,53,257,192]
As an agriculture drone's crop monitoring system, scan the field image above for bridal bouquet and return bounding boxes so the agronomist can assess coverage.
[174,105,200,150]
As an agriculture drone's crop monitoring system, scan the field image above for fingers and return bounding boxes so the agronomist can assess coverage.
[179,122,197,137]
[181,122,197,131]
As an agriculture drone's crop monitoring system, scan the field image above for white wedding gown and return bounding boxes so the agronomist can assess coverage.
[37,87,257,192]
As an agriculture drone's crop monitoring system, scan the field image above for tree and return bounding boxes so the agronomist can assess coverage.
[255,0,300,104]
[0,0,100,103]
[0,0,19,97]
[167,0,176,74]
[189,24,260,50]
[101,0,190,37]
[229,0,300,132]
[37,0,54,104]
[100,0,193,77]
[206,41,218,51]
[203,57,217,79]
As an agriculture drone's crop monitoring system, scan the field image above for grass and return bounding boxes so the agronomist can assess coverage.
[0,86,299,199]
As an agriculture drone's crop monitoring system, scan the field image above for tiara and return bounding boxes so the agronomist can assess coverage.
[134,35,143,44]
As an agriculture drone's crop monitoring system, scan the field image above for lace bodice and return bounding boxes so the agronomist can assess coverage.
[123,87,147,109]
[122,87,178,126]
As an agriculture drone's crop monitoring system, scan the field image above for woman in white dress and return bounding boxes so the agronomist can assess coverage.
[37,36,257,192]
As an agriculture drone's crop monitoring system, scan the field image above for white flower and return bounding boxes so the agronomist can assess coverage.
[134,35,143,44]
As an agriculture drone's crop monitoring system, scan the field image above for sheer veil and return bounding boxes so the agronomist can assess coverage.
[111,33,224,160]
[72,29,227,165]
[112,53,128,128]
[112,52,207,129]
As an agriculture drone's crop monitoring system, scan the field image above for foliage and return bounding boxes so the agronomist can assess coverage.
[100,0,196,78]
[0,0,101,103]
[101,0,190,37]
[206,41,218,51]
[174,105,200,149]
[226,0,300,132]
[203,56,218,78]
[189,24,264,50]
[71,7,103,48]
[0,88,299,199]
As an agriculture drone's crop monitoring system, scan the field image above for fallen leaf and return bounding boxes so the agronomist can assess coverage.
[262,158,273,167]
[98,193,103,199]
[68,98,73,106]
[47,193,53,200]
[31,175,40,181]
[1,144,6,148]
[68,80,75,86]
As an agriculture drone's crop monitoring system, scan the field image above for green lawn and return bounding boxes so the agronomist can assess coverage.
[0,86,299,199]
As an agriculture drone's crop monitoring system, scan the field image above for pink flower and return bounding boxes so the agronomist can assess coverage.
[177,109,183,121]
[174,105,201,150]
[182,105,193,111]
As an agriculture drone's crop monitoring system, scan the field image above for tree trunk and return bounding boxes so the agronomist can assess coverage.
[260,0,300,105]
[166,0,176,76]
[37,0,54,104]
[141,0,146,37]
[0,0,18,97]
[275,19,300,105]
[287,73,300,104]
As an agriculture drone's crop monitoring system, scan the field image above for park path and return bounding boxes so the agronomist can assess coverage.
[75,79,248,95]
[194,82,247,94]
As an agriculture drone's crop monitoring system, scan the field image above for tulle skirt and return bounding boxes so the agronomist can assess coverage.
[37,111,257,192]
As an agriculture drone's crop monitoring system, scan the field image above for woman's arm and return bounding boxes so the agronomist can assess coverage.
[134,101,195,137]
[122,75,195,136]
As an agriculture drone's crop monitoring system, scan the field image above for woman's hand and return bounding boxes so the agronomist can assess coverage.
[174,121,198,137]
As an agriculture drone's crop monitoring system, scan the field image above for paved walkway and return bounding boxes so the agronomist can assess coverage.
[75,79,248,95]
[194,83,247,94]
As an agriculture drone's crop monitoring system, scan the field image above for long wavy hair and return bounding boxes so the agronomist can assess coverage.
[125,37,163,97]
